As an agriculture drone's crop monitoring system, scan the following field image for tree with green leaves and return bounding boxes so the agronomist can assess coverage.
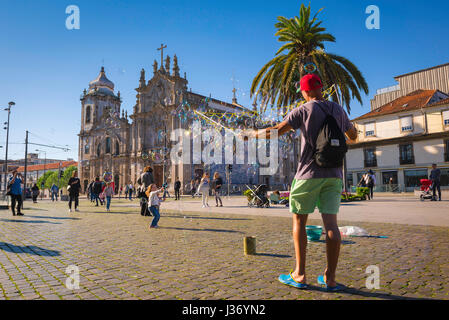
[250,3,369,114]
[37,171,55,190]
[61,166,78,188]
[36,165,78,190]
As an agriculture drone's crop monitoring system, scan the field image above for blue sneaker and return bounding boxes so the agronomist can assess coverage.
[317,275,344,292]
[278,273,308,289]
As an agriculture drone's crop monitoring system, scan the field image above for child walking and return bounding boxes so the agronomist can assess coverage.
[146,184,165,229]
[104,182,114,212]
[198,173,210,208]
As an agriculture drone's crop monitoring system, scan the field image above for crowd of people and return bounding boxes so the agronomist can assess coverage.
[4,163,228,232]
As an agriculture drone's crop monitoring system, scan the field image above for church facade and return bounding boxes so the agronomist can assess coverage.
[78,52,297,193]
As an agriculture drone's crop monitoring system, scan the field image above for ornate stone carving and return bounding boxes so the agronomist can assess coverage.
[173,55,180,77]
[165,56,171,76]
[139,68,145,87]
[153,60,158,74]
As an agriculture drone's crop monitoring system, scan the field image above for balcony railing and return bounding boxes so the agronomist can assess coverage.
[400,156,415,165]
[364,159,377,168]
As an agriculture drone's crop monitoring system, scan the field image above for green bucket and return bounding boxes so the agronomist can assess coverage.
[306,226,323,241]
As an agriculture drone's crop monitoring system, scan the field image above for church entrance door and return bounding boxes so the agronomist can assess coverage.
[153,165,163,187]
[114,174,120,194]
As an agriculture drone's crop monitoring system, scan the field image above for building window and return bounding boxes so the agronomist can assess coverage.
[400,116,413,132]
[105,137,111,154]
[365,122,375,137]
[441,168,449,186]
[97,143,101,157]
[382,171,398,192]
[364,148,377,167]
[85,106,91,124]
[346,172,354,187]
[404,169,428,189]
[399,144,414,165]
[443,110,449,127]
[84,145,90,154]
[115,141,120,155]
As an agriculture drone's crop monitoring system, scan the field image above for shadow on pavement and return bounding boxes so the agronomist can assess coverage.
[0,242,60,256]
[303,284,436,300]
[91,211,135,215]
[311,239,356,245]
[0,218,61,225]
[26,215,81,221]
[22,207,49,211]
[160,226,243,234]
[256,253,292,258]
[163,215,251,221]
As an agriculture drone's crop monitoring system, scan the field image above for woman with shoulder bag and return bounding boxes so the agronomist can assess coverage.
[138,166,154,216]
[68,171,81,213]
[8,170,24,216]
[198,173,210,208]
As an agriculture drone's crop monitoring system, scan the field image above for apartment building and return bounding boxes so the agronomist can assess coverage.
[347,89,449,192]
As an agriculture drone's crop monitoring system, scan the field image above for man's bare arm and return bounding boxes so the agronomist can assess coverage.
[242,120,293,140]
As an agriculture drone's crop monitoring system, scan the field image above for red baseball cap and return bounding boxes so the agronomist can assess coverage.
[299,74,323,91]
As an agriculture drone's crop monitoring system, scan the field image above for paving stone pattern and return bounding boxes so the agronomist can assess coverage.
[0,198,447,300]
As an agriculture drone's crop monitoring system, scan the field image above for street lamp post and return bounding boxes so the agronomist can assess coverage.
[3,101,14,194]
[162,122,167,186]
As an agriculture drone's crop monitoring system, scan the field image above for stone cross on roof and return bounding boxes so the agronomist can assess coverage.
[157,44,167,69]
[232,87,237,104]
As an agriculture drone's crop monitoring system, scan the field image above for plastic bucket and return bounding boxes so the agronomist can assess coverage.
[306,226,323,241]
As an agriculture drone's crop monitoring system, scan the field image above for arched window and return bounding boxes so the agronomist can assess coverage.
[85,106,91,123]
[115,141,120,155]
[105,137,111,154]
[97,143,101,157]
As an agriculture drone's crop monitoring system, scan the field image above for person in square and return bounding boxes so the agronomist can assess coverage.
[241,74,357,291]
[8,170,24,216]
[174,177,181,200]
[430,163,442,201]
[146,184,165,229]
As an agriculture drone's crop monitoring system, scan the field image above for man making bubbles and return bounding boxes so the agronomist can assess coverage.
[241,74,357,291]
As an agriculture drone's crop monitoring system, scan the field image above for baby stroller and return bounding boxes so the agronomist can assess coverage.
[419,179,436,201]
[247,184,270,208]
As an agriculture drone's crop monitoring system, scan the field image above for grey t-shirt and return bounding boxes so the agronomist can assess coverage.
[285,100,353,180]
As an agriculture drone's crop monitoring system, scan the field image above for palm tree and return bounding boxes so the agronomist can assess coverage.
[251,3,369,114]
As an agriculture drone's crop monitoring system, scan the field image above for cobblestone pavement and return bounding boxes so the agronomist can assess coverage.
[162,195,449,227]
[0,198,447,300]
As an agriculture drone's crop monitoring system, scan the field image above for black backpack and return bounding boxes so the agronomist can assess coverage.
[93,182,103,194]
[314,102,348,168]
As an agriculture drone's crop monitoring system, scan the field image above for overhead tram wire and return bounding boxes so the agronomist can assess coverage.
[27,131,71,152]
[9,141,70,152]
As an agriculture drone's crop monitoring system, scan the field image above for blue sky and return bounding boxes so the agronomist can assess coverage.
[0,0,448,161]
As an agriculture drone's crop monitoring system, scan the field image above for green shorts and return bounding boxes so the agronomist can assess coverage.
[289,178,343,215]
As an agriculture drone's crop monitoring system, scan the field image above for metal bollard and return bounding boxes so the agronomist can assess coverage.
[243,236,256,255]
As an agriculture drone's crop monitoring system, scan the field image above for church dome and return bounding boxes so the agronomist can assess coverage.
[88,67,115,94]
